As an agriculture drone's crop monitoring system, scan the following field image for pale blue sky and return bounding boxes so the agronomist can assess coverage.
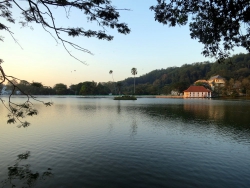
[1,0,247,87]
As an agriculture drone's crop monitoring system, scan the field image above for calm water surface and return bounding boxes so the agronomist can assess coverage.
[0,97,250,187]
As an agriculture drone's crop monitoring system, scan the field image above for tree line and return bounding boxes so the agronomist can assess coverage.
[1,53,250,96]
[1,81,112,95]
[121,53,250,95]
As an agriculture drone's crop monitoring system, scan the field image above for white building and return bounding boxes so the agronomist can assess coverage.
[184,86,212,98]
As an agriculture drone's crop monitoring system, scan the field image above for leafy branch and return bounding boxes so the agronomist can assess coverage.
[0,62,52,128]
[1,0,131,64]
[150,0,250,63]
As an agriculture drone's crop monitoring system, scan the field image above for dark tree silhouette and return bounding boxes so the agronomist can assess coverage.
[0,0,130,125]
[150,0,250,62]
[0,65,52,127]
[109,70,116,94]
[0,0,130,64]
[131,67,137,94]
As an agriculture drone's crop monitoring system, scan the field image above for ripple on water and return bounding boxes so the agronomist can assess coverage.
[1,98,250,187]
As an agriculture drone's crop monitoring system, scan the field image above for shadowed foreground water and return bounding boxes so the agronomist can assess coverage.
[0,97,250,187]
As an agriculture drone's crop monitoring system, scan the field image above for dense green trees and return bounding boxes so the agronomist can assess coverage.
[79,82,97,95]
[96,83,111,95]
[53,83,68,95]
[116,82,122,95]
[242,78,250,94]
[70,81,110,95]
[14,81,55,95]
[0,81,111,96]
[121,53,250,95]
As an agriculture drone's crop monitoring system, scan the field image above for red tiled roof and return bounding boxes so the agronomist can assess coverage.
[184,86,211,92]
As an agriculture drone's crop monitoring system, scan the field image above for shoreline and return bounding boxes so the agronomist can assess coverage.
[1,94,250,100]
[155,95,183,98]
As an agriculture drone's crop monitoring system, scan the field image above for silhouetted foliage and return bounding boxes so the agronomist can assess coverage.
[1,151,53,188]
[150,0,250,62]
[116,82,122,95]
[17,81,55,95]
[53,83,68,95]
[79,81,96,95]
[131,67,137,94]
[31,82,43,88]
[0,70,53,126]
[0,0,131,124]
[70,81,110,95]
[0,0,130,64]
[109,70,116,95]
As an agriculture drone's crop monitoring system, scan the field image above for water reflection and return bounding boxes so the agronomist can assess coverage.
[1,97,250,187]
[116,101,121,114]
[77,104,97,113]
[137,100,250,128]
[1,151,53,188]
[130,119,138,137]
[136,99,250,145]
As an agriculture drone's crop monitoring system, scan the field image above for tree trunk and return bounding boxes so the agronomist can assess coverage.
[134,75,135,94]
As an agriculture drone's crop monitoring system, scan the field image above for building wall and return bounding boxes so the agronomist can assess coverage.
[184,91,211,98]
[208,78,225,89]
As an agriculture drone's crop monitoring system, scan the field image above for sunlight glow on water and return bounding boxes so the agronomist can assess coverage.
[0,97,250,187]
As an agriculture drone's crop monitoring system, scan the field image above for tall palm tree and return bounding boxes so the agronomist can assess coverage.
[109,70,116,95]
[131,67,137,94]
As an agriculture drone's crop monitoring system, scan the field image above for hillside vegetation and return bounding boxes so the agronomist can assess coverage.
[1,53,250,96]
[120,53,250,95]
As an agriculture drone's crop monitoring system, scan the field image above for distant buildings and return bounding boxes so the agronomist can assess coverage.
[207,75,226,90]
[194,75,226,91]
[182,75,226,98]
[183,86,212,98]
[172,75,226,98]
[0,86,11,95]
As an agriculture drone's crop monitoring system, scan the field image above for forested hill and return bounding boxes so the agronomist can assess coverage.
[122,53,250,86]
[2,53,250,96]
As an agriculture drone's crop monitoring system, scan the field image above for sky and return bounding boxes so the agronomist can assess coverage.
[1,0,248,87]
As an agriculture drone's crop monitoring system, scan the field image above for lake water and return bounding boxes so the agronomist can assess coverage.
[0,97,250,187]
